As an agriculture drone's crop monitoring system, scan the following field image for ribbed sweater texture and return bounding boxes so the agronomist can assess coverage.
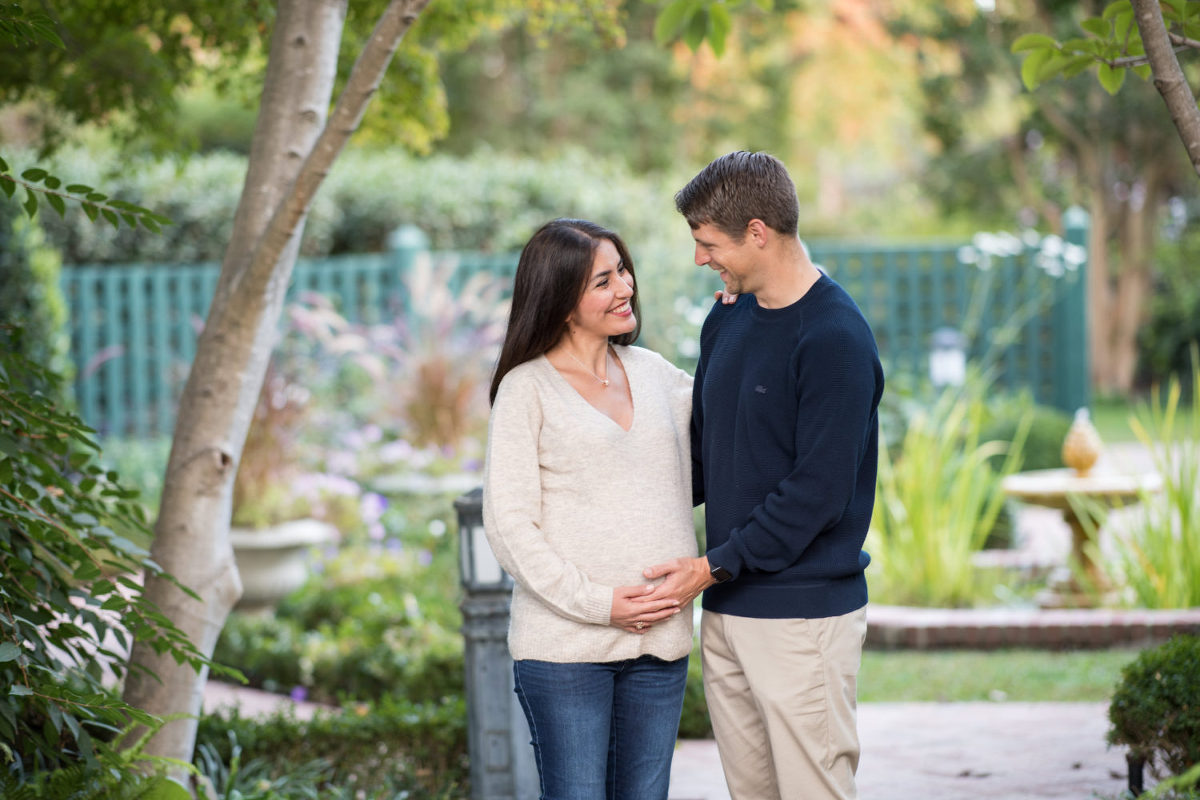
[695,275,885,619]
[483,345,697,662]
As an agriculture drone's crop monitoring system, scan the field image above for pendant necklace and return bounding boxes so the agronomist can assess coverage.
[565,346,610,387]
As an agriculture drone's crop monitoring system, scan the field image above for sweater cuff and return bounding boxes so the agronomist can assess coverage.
[707,542,744,581]
[581,584,614,625]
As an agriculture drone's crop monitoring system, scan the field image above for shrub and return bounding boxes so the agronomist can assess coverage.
[1108,635,1200,780]
[195,696,468,799]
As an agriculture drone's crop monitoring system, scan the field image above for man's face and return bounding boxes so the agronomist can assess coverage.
[690,222,757,296]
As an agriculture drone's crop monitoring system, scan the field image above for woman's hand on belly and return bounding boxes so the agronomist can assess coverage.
[609,584,681,634]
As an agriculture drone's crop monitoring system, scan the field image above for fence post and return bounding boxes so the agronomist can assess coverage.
[1060,206,1091,412]
[387,225,430,320]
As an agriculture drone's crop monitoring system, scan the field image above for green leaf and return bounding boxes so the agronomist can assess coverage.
[1114,9,1136,41]
[85,192,108,203]
[0,155,8,172]
[81,203,98,222]
[709,3,732,57]
[65,184,92,194]
[20,168,47,182]
[141,778,192,800]
[1011,33,1060,53]
[22,187,37,218]
[1080,17,1110,37]
[1098,62,1126,94]
[0,642,20,662]
[1133,64,1152,80]
[9,685,32,697]
[1102,0,1133,21]
[1020,49,1053,90]
[43,175,59,190]
[683,7,709,51]
[0,176,13,199]
[654,0,693,45]
[120,212,137,227]
[46,193,65,218]
[101,209,120,228]
[1062,54,1099,78]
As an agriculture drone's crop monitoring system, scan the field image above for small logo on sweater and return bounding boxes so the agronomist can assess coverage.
[754,385,768,394]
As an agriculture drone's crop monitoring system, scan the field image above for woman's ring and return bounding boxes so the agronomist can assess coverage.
[636,622,646,630]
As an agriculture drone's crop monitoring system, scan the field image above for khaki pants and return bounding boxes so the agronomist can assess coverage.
[700,607,868,800]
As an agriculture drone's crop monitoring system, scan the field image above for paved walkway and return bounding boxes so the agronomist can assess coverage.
[205,684,1135,799]
[669,702,1131,800]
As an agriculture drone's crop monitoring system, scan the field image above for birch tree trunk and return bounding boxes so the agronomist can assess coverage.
[122,0,432,780]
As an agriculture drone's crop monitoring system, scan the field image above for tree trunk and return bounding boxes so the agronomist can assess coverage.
[1111,169,1163,392]
[122,0,431,782]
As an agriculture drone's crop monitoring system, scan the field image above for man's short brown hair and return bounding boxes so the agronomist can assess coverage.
[674,151,799,241]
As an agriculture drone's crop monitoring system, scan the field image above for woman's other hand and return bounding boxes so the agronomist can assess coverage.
[610,584,680,634]
[715,290,739,305]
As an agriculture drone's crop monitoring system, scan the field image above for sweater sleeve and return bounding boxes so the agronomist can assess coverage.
[706,319,879,578]
[482,373,614,625]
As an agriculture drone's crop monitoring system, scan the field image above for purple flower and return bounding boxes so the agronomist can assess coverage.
[360,492,388,522]
[418,549,434,567]
[290,686,308,703]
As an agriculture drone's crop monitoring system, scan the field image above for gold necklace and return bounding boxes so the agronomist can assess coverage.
[565,346,610,387]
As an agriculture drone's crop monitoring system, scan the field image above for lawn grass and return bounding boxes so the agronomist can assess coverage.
[859,647,1141,702]
[1090,395,1138,443]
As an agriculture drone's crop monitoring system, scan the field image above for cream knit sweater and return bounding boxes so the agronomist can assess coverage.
[482,345,697,663]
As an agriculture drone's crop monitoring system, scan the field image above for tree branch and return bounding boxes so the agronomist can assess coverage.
[244,0,434,298]
[1132,0,1200,177]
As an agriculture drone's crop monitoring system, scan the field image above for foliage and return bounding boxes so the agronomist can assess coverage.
[1108,635,1200,779]
[33,146,686,262]
[195,696,468,799]
[1100,350,1200,608]
[0,324,228,775]
[0,201,70,385]
[0,716,194,799]
[1011,2,1156,96]
[868,375,1031,607]
[1138,223,1200,394]
[678,642,711,739]
[230,275,500,528]
[0,154,173,231]
[214,518,462,704]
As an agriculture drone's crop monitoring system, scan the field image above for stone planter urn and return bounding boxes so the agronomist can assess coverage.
[230,518,337,612]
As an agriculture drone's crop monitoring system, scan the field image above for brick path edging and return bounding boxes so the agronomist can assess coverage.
[866,604,1200,650]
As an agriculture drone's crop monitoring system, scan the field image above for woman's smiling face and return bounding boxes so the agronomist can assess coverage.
[567,237,636,338]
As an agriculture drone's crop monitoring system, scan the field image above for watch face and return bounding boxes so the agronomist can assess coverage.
[711,565,732,583]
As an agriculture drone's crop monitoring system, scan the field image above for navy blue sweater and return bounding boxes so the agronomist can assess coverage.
[693,274,884,619]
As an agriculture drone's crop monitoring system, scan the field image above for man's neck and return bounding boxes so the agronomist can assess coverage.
[753,242,821,309]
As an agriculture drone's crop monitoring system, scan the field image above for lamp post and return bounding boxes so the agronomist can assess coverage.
[929,327,967,388]
[454,487,538,800]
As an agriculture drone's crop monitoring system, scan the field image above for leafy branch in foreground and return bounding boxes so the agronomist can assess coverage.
[0,324,237,777]
[0,156,172,231]
[0,3,64,49]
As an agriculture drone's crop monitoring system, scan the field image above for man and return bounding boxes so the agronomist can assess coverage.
[642,151,884,800]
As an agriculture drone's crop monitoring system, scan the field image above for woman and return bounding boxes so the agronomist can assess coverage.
[482,218,696,800]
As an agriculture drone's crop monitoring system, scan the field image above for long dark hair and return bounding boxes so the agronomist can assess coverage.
[489,219,641,404]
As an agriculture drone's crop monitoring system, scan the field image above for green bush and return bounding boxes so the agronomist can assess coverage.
[678,643,712,739]
[1138,227,1200,395]
[196,696,468,799]
[34,145,685,263]
[1108,635,1200,780]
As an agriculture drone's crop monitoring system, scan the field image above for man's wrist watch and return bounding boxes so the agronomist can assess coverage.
[709,563,733,584]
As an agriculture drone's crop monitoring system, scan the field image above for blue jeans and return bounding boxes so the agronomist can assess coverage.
[513,654,689,800]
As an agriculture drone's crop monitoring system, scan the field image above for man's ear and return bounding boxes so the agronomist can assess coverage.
[746,218,769,247]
